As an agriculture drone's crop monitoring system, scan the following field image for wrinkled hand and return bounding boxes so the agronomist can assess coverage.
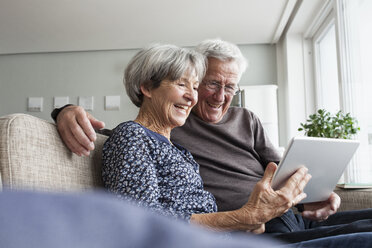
[191,162,310,234]
[302,192,340,221]
[56,105,105,156]
[239,162,311,225]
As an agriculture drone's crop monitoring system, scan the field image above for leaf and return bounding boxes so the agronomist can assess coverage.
[297,109,360,139]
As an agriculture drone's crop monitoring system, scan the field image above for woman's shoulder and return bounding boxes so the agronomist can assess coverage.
[113,121,144,135]
[106,121,146,144]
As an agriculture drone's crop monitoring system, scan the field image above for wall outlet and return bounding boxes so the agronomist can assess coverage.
[105,95,120,111]
[54,96,69,108]
[28,97,43,112]
[78,96,94,111]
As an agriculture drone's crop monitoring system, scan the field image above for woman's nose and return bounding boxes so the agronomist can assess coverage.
[185,87,198,105]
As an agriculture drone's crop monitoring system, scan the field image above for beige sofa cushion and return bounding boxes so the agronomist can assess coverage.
[335,188,372,211]
[0,114,107,191]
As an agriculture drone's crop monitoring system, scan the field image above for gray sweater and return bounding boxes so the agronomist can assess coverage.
[171,107,281,212]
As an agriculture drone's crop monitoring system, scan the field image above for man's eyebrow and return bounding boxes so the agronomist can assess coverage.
[204,79,221,83]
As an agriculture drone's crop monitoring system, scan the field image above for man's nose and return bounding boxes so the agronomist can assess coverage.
[213,87,225,101]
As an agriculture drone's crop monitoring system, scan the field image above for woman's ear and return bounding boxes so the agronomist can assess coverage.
[140,84,152,98]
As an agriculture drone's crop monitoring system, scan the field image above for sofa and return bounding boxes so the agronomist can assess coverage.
[0,113,107,192]
[0,113,371,211]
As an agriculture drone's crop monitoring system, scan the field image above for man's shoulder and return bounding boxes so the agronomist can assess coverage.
[227,106,252,115]
[223,107,259,122]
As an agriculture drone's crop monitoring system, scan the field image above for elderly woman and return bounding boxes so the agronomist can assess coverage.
[102,44,307,233]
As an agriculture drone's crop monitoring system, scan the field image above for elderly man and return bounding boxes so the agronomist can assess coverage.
[52,39,372,245]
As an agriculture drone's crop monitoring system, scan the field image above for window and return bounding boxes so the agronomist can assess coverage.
[313,20,340,113]
[358,0,372,176]
[311,0,372,183]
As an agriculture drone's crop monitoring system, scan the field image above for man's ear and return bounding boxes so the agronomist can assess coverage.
[140,84,152,98]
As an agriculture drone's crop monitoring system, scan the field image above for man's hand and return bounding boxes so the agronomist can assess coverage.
[240,162,311,224]
[301,192,341,221]
[56,105,105,156]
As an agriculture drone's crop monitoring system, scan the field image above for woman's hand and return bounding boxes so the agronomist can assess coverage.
[238,162,311,225]
[190,163,311,233]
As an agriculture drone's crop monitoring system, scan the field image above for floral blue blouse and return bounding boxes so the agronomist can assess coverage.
[102,121,217,221]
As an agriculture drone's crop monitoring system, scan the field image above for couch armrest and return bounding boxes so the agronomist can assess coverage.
[0,113,107,191]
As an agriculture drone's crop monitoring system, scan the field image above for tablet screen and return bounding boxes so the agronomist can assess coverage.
[272,136,359,203]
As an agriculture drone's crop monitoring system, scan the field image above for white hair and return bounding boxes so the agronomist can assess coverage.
[124,44,207,107]
[195,39,248,79]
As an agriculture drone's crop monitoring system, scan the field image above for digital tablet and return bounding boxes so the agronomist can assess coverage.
[272,136,359,203]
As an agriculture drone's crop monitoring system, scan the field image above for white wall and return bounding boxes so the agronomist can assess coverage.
[0,44,277,129]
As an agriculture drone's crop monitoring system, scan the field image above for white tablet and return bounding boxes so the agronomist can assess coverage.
[272,136,359,203]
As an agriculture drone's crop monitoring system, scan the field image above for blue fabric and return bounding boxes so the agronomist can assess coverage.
[2,190,372,248]
[0,190,283,248]
[102,121,217,221]
[266,209,372,243]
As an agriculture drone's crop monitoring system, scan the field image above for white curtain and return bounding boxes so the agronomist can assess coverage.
[337,0,372,183]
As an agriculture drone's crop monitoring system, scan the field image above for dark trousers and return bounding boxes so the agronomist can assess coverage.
[266,209,372,243]
[286,233,372,248]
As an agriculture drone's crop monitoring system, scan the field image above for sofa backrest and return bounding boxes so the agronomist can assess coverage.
[0,114,107,192]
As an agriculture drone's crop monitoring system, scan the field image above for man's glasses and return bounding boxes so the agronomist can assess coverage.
[202,81,240,96]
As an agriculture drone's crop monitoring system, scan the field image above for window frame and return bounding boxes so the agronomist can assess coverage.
[312,10,340,111]
[307,0,372,183]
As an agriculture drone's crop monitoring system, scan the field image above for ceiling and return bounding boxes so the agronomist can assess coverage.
[0,0,322,54]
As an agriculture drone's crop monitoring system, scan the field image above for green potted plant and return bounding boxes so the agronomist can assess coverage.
[298,109,360,139]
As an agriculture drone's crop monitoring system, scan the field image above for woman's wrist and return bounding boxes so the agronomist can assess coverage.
[190,208,262,232]
[237,202,262,224]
